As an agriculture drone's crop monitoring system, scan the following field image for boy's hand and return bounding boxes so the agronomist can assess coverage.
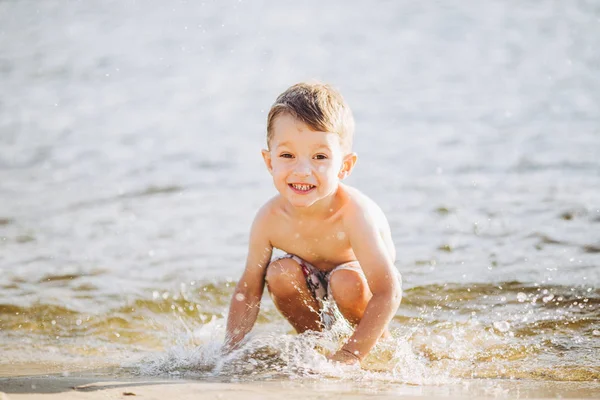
[327,349,361,365]
[221,339,238,355]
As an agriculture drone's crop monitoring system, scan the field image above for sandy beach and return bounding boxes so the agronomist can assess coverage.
[1,369,599,400]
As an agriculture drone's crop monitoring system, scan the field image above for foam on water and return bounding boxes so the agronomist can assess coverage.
[135,313,453,386]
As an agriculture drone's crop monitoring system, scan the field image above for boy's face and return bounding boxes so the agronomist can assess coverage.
[262,113,357,209]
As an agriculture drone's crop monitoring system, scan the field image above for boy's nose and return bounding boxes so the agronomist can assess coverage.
[294,160,312,176]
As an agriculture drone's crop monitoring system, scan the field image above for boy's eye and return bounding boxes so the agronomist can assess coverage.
[314,154,328,160]
[279,153,293,158]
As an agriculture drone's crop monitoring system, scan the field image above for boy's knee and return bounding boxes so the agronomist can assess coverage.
[329,269,368,305]
[265,258,303,296]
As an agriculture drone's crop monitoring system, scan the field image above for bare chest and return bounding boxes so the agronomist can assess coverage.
[269,217,355,271]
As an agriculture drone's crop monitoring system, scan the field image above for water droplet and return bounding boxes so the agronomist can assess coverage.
[517,292,527,302]
[493,321,510,333]
[235,293,245,301]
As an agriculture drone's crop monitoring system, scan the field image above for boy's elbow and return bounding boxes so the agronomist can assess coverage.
[387,285,402,308]
[392,287,402,307]
[373,283,402,309]
[385,276,402,308]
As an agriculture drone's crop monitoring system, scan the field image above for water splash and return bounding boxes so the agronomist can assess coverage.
[135,314,454,386]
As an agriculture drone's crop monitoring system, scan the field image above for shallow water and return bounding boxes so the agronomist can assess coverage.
[1,0,599,388]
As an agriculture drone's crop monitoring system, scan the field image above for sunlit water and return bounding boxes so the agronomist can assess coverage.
[1,0,599,390]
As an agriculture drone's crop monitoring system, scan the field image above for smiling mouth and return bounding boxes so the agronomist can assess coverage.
[288,183,316,193]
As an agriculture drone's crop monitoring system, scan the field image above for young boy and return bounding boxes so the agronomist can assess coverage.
[224,82,402,365]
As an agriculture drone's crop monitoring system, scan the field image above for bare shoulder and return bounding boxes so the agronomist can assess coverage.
[250,195,284,237]
[254,195,281,220]
[244,196,284,272]
[340,185,390,229]
[340,184,396,262]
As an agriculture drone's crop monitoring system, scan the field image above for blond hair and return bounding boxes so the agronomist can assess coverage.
[266,82,355,151]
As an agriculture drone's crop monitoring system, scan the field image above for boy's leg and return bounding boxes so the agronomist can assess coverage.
[328,264,391,338]
[327,264,371,325]
[265,257,322,333]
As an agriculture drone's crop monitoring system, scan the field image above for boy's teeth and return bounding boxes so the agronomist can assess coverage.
[292,183,313,191]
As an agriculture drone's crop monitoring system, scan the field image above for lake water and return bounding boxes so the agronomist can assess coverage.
[1,0,599,393]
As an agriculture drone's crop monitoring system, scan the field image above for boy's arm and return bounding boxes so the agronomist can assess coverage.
[335,204,402,362]
[224,206,273,351]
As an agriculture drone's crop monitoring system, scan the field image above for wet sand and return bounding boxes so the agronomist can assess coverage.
[1,371,599,400]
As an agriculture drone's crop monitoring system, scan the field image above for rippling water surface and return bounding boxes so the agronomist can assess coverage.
[1,0,599,391]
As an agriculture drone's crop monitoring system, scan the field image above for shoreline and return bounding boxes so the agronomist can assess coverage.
[1,371,599,399]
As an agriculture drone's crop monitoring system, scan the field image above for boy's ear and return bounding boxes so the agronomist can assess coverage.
[338,152,358,180]
[261,149,273,174]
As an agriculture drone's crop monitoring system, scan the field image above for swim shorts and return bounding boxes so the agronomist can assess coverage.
[273,254,363,300]
[270,253,401,328]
